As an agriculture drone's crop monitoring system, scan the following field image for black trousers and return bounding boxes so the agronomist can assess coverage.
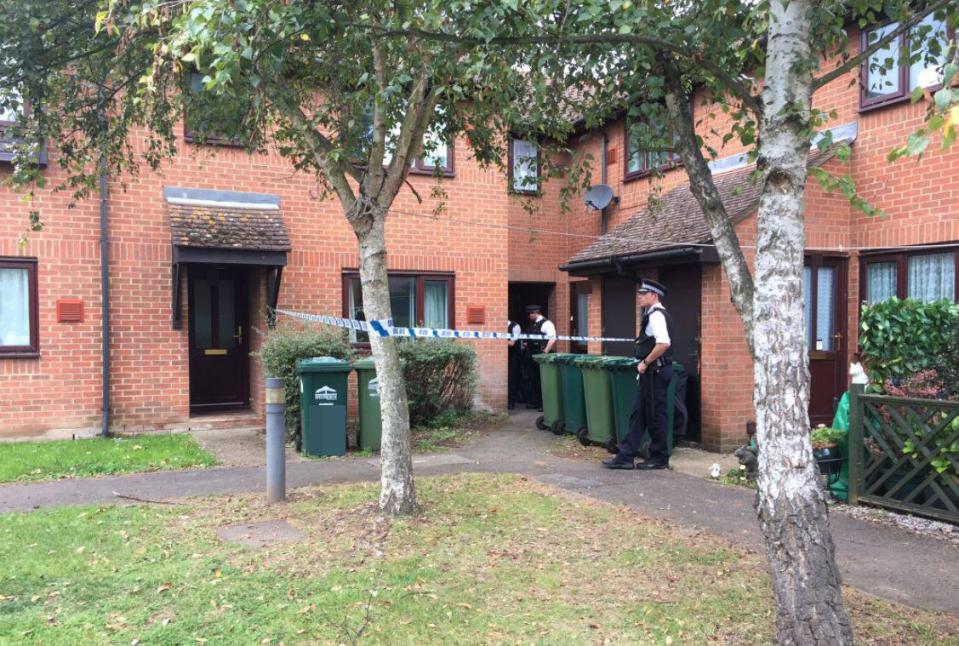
[527,351,543,407]
[507,351,520,406]
[617,364,672,464]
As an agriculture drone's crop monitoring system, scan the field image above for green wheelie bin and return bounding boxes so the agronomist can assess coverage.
[352,358,382,452]
[553,354,587,437]
[532,353,564,434]
[604,356,641,454]
[575,356,617,451]
[297,357,352,457]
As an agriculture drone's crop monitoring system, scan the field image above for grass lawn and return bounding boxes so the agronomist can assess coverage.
[0,434,219,484]
[1,474,955,644]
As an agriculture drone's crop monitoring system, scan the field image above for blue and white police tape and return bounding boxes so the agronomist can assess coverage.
[276,308,636,344]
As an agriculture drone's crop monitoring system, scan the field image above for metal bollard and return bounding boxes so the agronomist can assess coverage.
[265,377,287,503]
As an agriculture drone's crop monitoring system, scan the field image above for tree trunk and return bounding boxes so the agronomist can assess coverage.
[752,2,852,643]
[354,206,417,516]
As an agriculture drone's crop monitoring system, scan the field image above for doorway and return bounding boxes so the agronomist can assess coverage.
[601,274,636,357]
[188,266,250,413]
[804,256,848,426]
[658,264,703,441]
[508,282,554,331]
[569,281,590,354]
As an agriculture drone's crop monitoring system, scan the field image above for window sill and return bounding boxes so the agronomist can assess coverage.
[509,188,541,197]
[0,350,40,359]
[183,133,247,148]
[408,167,455,178]
[624,161,682,183]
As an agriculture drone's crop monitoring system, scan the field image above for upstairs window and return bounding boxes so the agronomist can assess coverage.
[624,118,680,180]
[183,72,248,146]
[861,15,951,110]
[410,119,453,175]
[0,257,39,357]
[509,138,540,194]
[377,114,454,176]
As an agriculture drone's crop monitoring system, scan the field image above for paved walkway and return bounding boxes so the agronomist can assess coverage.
[1,410,956,616]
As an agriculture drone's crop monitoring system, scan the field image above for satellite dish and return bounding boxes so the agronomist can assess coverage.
[583,184,615,210]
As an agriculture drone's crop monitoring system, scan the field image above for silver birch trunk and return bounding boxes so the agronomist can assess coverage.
[751,2,852,642]
[665,2,854,641]
[352,203,417,515]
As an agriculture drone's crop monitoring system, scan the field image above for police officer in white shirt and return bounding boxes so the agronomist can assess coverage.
[603,278,675,470]
[525,305,556,411]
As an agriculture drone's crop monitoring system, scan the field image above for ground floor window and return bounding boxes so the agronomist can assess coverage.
[862,247,957,304]
[343,271,454,343]
[0,257,38,356]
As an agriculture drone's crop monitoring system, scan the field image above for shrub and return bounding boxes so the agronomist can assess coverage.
[254,324,353,442]
[859,298,959,385]
[932,329,959,398]
[810,425,843,448]
[397,339,477,427]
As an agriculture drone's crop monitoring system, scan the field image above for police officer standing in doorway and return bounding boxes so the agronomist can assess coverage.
[524,305,556,412]
[507,319,523,409]
[603,278,674,470]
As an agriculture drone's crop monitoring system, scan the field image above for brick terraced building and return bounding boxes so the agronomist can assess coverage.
[1,20,957,451]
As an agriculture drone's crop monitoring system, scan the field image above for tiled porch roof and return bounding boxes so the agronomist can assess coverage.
[564,148,838,266]
[166,189,291,252]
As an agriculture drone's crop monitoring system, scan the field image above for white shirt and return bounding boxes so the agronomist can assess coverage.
[644,305,671,345]
[508,321,521,341]
[534,315,557,338]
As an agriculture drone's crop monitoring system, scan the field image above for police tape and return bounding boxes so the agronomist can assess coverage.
[275,309,637,344]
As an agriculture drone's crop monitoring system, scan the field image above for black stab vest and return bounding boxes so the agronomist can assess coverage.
[528,317,550,353]
[634,305,675,366]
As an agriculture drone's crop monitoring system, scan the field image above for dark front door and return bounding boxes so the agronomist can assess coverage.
[188,266,250,412]
[569,281,590,354]
[804,256,848,426]
[658,264,702,441]
[602,274,636,357]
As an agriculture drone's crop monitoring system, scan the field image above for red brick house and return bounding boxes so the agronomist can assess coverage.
[2,18,956,450]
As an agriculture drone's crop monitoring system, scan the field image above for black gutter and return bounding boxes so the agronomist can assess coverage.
[559,246,705,273]
[99,155,111,438]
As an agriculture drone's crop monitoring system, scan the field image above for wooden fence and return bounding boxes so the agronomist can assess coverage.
[848,384,959,523]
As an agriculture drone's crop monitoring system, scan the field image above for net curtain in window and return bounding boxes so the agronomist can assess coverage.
[424,280,448,328]
[0,268,30,346]
[866,262,897,303]
[908,253,955,302]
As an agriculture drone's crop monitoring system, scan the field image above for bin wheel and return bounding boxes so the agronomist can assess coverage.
[576,427,590,447]
[551,420,565,436]
[535,415,548,431]
[605,438,618,454]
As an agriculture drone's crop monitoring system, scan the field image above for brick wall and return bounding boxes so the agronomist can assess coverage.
[0,130,511,438]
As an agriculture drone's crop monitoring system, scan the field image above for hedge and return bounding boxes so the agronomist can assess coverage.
[859,298,959,388]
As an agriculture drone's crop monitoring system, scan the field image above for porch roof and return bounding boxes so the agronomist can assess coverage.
[166,187,291,253]
[561,147,838,271]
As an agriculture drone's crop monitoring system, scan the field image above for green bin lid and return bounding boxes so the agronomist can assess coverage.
[296,356,352,373]
[602,356,640,367]
[532,353,558,364]
[352,358,377,370]
[570,354,602,365]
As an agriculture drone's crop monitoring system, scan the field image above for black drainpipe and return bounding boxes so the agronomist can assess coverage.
[99,156,111,437]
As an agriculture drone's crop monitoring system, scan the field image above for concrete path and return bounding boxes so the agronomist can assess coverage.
[0,410,956,616]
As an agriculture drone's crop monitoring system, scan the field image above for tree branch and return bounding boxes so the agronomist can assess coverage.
[662,62,756,356]
[355,24,762,118]
[268,85,357,211]
[380,63,439,203]
[813,0,952,90]
[365,42,388,193]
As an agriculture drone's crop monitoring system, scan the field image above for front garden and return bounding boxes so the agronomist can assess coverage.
[1,474,955,644]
